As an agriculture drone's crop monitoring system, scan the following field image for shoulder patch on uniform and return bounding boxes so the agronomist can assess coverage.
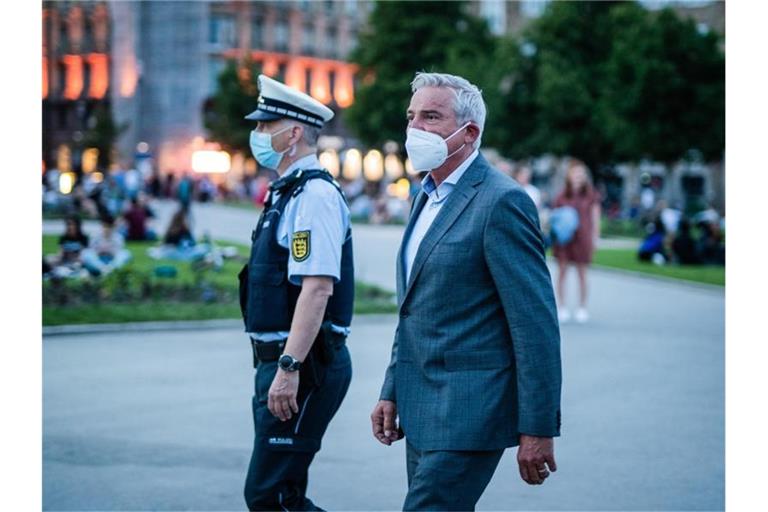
[291,230,311,262]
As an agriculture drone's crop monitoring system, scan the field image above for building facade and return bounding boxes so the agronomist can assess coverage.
[43,0,371,176]
[42,1,112,174]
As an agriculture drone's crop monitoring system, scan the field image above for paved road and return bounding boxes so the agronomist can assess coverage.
[43,265,724,510]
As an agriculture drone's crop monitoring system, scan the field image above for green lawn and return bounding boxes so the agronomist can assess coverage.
[43,235,396,326]
[591,248,724,286]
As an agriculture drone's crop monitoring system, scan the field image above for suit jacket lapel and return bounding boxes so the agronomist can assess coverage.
[402,155,488,303]
[397,191,428,302]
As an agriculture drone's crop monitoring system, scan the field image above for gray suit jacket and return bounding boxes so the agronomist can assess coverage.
[380,154,562,451]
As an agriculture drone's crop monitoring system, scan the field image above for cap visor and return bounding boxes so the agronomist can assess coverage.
[244,109,284,121]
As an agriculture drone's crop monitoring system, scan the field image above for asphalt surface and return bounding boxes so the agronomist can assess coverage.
[43,265,724,510]
[44,198,723,510]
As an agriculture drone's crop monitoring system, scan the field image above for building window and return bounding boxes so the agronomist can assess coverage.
[59,19,69,53]
[325,26,337,58]
[83,15,94,51]
[344,0,357,17]
[274,19,289,52]
[479,0,507,36]
[209,15,236,48]
[302,22,315,55]
[251,18,263,49]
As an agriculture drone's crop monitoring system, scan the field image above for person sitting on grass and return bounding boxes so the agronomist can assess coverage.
[44,216,91,278]
[637,218,668,265]
[122,194,157,241]
[81,216,132,276]
[147,208,213,263]
[697,219,725,265]
[672,218,700,265]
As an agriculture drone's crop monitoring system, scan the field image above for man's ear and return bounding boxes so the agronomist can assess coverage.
[465,123,481,145]
[291,124,304,143]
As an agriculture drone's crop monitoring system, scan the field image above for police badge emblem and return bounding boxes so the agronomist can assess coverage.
[291,231,311,262]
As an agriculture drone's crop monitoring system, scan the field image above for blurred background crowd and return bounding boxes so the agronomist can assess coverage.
[42,0,725,281]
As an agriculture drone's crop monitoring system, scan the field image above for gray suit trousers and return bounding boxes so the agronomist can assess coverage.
[404,440,504,511]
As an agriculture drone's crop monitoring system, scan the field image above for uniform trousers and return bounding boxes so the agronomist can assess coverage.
[244,345,351,511]
[403,439,504,511]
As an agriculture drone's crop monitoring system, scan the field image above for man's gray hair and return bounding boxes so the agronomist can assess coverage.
[411,72,487,148]
[299,124,321,147]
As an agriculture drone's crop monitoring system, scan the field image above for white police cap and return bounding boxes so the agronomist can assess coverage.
[245,74,334,128]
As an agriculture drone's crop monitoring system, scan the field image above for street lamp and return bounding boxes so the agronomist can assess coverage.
[59,172,76,194]
[192,150,231,174]
[319,149,340,178]
[342,149,362,180]
[363,149,384,182]
[81,148,99,174]
[385,153,404,180]
[405,158,417,175]
[386,177,411,200]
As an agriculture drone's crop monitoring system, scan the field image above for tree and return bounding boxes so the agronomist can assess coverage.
[492,2,724,176]
[345,0,498,148]
[490,1,624,174]
[83,102,128,170]
[599,6,725,165]
[204,59,261,154]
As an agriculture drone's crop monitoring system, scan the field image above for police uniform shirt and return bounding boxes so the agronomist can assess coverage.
[404,149,479,283]
[249,154,351,341]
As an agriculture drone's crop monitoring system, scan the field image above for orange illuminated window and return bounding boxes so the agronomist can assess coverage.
[87,53,108,99]
[62,55,83,100]
[334,65,355,108]
[43,57,48,98]
[310,66,332,105]
[262,56,279,77]
[285,60,306,93]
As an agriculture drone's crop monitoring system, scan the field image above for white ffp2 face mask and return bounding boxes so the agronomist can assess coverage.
[405,122,470,172]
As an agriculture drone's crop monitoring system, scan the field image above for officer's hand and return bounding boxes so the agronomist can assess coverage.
[268,369,300,422]
[371,400,400,445]
[517,435,557,485]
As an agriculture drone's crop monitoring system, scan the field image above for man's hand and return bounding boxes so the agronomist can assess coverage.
[371,400,401,445]
[517,435,557,485]
[268,369,300,421]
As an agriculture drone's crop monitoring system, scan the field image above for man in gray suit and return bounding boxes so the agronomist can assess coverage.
[371,72,562,511]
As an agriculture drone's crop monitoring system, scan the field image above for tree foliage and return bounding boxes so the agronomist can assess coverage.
[494,2,724,171]
[83,103,128,169]
[599,6,725,164]
[344,1,724,175]
[203,59,261,154]
[344,0,498,148]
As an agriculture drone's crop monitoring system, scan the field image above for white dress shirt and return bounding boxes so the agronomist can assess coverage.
[404,150,479,284]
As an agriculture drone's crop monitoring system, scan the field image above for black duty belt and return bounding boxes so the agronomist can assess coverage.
[250,338,286,365]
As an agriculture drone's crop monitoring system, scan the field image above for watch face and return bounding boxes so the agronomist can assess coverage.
[279,354,296,371]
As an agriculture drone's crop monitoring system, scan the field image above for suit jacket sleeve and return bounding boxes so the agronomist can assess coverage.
[379,328,398,401]
[484,188,562,437]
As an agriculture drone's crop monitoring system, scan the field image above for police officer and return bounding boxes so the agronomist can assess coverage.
[240,75,354,511]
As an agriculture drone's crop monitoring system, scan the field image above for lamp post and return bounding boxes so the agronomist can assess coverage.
[192,150,232,174]
[342,148,362,181]
[363,149,384,182]
[319,149,340,178]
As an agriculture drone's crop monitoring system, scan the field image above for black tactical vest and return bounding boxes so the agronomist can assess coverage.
[238,169,354,333]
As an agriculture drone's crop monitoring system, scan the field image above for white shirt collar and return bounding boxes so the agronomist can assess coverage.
[281,153,322,177]
[420,149,479,201]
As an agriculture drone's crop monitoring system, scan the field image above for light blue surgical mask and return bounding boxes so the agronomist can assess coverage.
[249,126,293,169]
